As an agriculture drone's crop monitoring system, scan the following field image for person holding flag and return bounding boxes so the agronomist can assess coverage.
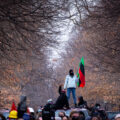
[64,57,85,107]
[64,69,78,107]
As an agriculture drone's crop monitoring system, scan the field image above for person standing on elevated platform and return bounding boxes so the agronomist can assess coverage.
[64,69,78,107]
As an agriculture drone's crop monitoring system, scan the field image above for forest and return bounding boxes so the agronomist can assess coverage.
[0,0,120,111]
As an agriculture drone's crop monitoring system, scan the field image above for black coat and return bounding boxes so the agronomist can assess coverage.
[17,103,27,118]
[78,96,87,108]
[17,96,27,118]
[42,103,55,120]
[54,92,69,110]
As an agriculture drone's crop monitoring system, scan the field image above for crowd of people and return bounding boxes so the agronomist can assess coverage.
[0,92,120,120]
[0,69,120,120]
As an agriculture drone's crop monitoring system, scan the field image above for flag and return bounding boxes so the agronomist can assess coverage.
[77,57,85,87]
[10,101,17,112]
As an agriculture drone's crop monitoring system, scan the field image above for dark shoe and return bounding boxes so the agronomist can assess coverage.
[75,104,77,108]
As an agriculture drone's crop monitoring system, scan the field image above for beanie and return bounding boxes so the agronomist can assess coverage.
[9,110,17,119]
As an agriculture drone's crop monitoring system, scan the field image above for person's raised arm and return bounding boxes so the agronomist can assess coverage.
[58,85,62,95]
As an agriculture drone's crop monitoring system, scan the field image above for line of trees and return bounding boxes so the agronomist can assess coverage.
[0,0,120,109]
[54,0,120,110]
[69,0,120,73]
[0,0,70,107]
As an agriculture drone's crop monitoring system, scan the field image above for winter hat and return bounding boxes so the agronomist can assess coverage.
[27,107,30,114]
[28,107,34,113]
[9,110,18,119]
[38,109,42,113]
[47,99,53,103]
[69,69,74,77]
[115,114,120,119]
[10,101,17,112]
[20,95,27,102]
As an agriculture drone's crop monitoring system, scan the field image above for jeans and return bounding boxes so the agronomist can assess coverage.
[67,88,77,104]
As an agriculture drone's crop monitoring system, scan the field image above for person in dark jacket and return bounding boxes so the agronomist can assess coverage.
[87,103,95,116]
[42,99,55,120]
[17,95,27,118]
[78,96,87,108]
[91,103,108,120]
[54,85,69,110]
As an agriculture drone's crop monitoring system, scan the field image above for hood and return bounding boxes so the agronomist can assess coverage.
[79,96,84,102]
[20,95,27,103]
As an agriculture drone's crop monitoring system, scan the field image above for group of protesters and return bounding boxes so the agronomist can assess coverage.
[0,95,120,120]
[0,69,120,120]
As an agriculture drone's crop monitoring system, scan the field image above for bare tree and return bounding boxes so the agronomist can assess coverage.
[0,0,71,107]
[53,0,120,110]
[68,0,120,73]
